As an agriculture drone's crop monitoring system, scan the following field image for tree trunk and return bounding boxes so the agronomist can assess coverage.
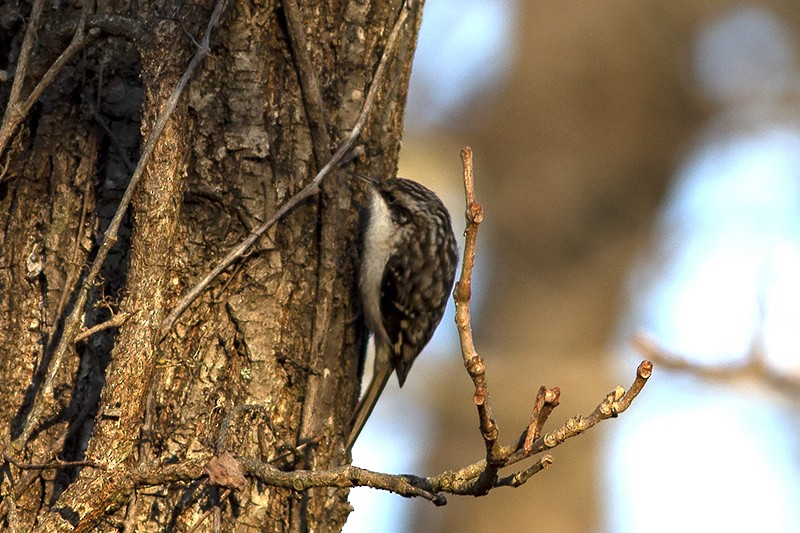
[0,0,422,530]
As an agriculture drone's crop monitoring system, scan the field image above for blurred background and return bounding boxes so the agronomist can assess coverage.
[346,1,800,532]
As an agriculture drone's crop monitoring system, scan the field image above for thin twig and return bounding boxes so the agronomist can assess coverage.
[522,386,560,455]
[615,359,653,412]
[495,455,554,488]
[453,147,504,481]
[281,0,335,462]
[51,136,97,336]
[5,455,106,471]
[281,0,330,168]
[238,457,447,505]
[74,311,131,342]
[13,0,230,450]
[92,111,137,173]
[0,0,45,157]
[159,1,412,335]
[0,0,91,160]
[121,489,138,533]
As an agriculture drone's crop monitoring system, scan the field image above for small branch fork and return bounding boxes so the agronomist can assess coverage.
[47,355,651,514]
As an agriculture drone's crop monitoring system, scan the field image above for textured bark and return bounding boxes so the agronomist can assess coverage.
[0,0,422,530]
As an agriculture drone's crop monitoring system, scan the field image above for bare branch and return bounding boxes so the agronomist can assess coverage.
[238,457,447,505]
[503,360,653,465]
[4,455,106,471]
[496,455,554,488]
[74,312,131,343]
[0,0,91,161]
[616,359,653,412]
[281,0,331,168]
[522,387,560,455]
[0,0,46,158]
[50,135,97,334]
[33,355,650,522]
[454,147,503,479]
[634,332,799,394]
[237,356,648,499]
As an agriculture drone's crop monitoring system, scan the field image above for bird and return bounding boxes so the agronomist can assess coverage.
[347,176,458,451]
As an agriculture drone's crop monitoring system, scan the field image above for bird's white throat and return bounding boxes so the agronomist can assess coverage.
[359,187,396,356]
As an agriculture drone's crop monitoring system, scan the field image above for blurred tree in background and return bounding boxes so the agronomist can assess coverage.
[349,1,800,532]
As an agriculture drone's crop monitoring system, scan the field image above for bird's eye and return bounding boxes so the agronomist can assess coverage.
[381,190,411,225]
[391,205,411,225]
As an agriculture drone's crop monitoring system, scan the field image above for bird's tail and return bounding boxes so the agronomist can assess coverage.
[346,361,393,453]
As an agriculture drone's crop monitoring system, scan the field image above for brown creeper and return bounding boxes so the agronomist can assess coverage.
[347,176,458,451]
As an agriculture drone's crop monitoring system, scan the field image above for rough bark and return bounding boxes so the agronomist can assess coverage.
[0,0,422,530]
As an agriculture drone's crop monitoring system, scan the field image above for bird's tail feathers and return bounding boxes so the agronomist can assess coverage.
[346,362,393,453]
